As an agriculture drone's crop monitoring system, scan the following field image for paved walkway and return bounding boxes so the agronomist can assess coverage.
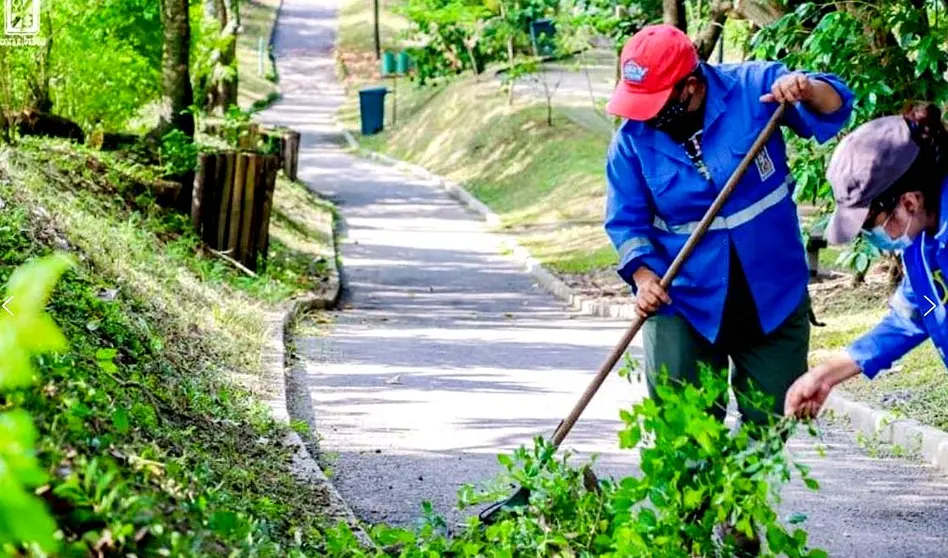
[261,1,948,555]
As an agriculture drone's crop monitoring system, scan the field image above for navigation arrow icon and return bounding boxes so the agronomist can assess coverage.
[1,296,12,317]
[924,295,938,317]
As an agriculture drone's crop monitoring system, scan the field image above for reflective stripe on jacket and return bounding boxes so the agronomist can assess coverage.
[605,61,854,342]
[847,177,948,378]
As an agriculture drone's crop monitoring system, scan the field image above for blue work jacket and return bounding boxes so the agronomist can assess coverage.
[848,177,948,378]
[605,61,854,343]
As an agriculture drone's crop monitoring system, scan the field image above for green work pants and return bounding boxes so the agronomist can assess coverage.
[641,258,811,426]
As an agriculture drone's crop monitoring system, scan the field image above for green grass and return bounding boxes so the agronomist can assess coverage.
[337,0,408,55]
[1,138,341,553]
[237,0,282,110]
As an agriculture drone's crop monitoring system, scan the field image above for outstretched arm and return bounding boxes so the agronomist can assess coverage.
[786,279,930,418]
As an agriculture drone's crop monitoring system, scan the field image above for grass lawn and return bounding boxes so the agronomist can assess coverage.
[237,0,282,110]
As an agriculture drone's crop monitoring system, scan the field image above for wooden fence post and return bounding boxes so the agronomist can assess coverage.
[256,155,279,265]
[238,154,260,267]
[215,152,238,249]
[192,153,209,230]
[189,148,282,272]
[225,153,250,253]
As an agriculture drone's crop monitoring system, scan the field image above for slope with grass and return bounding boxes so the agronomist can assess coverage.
[238,0,283,110]
[1,138,343,555]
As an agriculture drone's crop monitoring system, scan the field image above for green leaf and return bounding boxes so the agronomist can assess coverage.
[803,477,820,491]
[4,253,74,316]
[96,348,118,361]
[112,408,130,434]
[209,510,238,535]
[788,512,808,525]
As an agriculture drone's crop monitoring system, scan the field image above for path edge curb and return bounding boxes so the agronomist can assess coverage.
[260,201,375,547]
[824,393,948,475]
[340,127,948,477]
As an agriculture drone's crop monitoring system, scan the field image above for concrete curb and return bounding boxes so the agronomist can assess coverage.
[260,200,374,547]
[339,127,948,477]
[824,393,948,475]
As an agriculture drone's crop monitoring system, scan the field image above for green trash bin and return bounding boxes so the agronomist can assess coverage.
[396,51,412,74]
[359,86,388,135]
[381,51,396,76]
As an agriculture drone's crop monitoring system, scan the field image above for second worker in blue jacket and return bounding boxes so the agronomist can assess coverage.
[604,25,854,426]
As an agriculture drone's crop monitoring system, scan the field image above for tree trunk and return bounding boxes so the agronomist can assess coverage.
[160,0,195,138]
[732,0,786,27]
[29,10,53,113]
[694,1,732,60]
[466,45,480,81]
[663,0,687,32]
[204,0,239,113]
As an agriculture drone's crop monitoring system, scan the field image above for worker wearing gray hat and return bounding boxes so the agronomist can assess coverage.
[786,104,948,418]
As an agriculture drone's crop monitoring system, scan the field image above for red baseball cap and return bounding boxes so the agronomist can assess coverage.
[606,24,699,121]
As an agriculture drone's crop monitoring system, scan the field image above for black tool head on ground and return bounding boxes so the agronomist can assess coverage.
[477,486,531,525]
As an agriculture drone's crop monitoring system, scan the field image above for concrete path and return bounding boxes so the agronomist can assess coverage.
[261,1,948,555]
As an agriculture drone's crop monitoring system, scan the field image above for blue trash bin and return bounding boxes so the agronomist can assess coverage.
[359,86,388,136]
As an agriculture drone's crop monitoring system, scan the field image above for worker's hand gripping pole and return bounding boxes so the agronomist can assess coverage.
[549,102,788,449]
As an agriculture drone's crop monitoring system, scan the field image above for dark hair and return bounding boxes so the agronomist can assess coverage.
[868,103,948,220]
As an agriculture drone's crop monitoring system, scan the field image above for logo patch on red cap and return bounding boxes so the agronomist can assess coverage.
[622,60,648,84]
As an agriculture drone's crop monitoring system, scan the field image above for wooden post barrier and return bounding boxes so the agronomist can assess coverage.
[192,150,280,271]
[283,129,300,181]
[201,117,301,182]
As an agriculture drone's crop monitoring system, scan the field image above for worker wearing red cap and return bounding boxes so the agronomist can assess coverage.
[604,25,853,426]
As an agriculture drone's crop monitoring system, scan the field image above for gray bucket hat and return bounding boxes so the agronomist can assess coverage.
[825,115,920,245]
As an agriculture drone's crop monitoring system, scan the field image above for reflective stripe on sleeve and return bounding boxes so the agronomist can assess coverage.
[652,178,792,235]
[618,236,652,263]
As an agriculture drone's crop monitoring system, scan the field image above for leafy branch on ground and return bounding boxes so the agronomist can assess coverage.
[316,366,825,557]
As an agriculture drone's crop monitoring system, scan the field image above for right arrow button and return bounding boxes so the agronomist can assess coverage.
[924,295,938,317]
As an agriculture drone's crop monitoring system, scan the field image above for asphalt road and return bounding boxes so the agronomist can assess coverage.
[261,1,948,555]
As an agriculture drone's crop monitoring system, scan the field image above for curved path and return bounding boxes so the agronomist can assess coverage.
[260,1,948,555]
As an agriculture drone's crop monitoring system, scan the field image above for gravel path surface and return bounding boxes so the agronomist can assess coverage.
[262,1,948,554]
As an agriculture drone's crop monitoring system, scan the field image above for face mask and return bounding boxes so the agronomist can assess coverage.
[647,92,693,132]
[864,210,915,252]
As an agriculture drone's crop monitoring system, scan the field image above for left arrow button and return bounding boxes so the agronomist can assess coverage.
[2,296,13,317]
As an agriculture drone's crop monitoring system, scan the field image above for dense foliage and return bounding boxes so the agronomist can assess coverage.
[1,0,247,135]
[752,0,948,207]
